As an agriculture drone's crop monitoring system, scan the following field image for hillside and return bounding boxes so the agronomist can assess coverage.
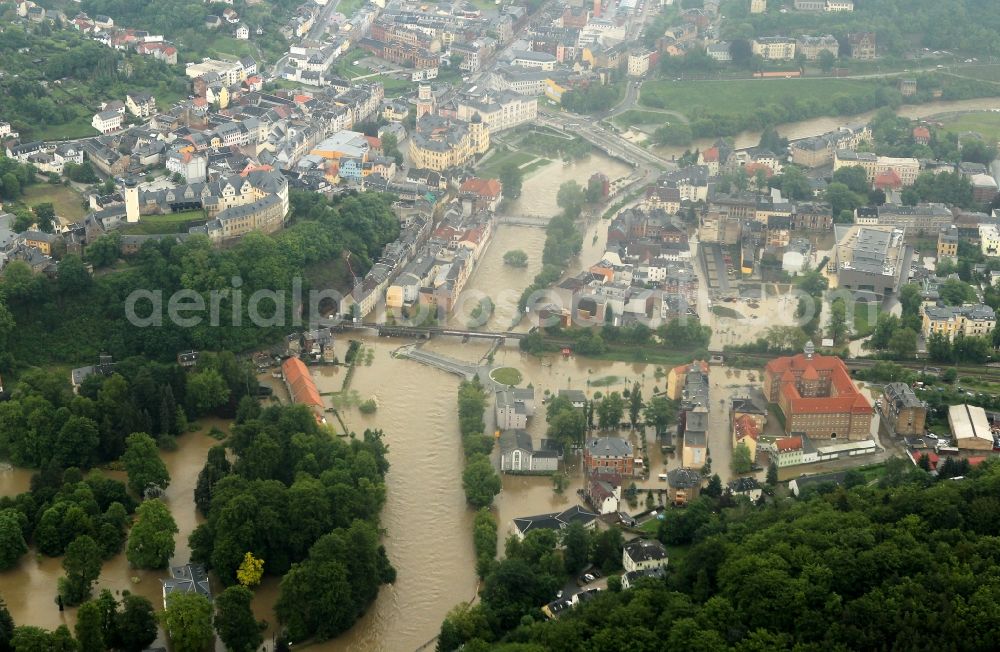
[442,459,1000,651]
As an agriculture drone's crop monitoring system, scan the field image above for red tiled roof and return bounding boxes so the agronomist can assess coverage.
[734,414,759,441]
[913,126,930,140]
[874,169,902,189]
[459,177,502,198]
[914,451,939,469]
[282,357,323,408]
[766,353,871,415]
[776,437,802,452]
[702,147,719,162]
[672,359,709,376]
[745,162,773,177]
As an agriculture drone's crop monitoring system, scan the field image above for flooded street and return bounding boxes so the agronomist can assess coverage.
[507,153,632,217]
[450,224,547,331]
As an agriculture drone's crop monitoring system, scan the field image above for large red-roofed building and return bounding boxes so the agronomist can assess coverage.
[281,357,325,424]
[763,347,872,441]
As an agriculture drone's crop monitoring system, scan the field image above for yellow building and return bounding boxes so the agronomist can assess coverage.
[666,360,710,401]
[937,226,958,260]
[922,304,997,341]
[408,114,489,171]
[732,414,759,461]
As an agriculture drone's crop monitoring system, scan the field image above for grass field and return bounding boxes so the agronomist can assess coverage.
[121,210,206,235]
[938,111,1000,144]
[612,109,671,130]
[333,49,371,79]
[338,0,366,17]
[33,115,96,141]
[21,184,87,220]
[381,76,414,96]
[951,64,1000,83]
[205,36,258,61]
[640,78,880,119]
[490,367,523,386]
[477,150,546,178]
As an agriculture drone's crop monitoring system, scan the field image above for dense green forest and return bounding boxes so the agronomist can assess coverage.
[439,459,1000,651]
[0,191,399,373]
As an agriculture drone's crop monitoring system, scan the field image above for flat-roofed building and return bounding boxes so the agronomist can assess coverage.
[833,224,907,298]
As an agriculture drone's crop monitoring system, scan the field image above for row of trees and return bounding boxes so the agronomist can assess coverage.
[518,182,586,313]
[0,584,265,652]
[457,379,502,509]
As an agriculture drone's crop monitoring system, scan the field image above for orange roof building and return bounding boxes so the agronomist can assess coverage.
[763,346,872,441]
[874,168,902,190]
[666,360,710,401]
[281,357,325,424]
[459,177,502,199]
[732,413,760,460]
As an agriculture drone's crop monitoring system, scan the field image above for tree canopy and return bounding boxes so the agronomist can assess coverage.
[443,459,1000,651]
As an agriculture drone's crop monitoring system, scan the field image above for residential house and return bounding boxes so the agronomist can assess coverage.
[752,37,796,60]
[584,469,621,515]
[922,303,996,341]
[459,177,503,212]
[584,437,634,475]
[558,389,587,409]
[92,110,123,134]
[728,477,763,500]
[161,564,210,609]
[622,539,668,573]
[621,567,667,589]
[732,413,760,461]
[772,436,804,467]
[511,505,597,540]
[495,387,535,430]
[499,429,560,473]
[847,32,876,60]
[666,467,702,506]
[125,92,156,118]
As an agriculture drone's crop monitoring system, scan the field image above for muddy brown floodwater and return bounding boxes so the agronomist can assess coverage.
[0,420,227,649]
[506,153,632,217]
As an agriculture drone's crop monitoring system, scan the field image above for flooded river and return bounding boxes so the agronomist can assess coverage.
[0,336,746,650]
[652,97,1000,159]
[507,152,632,217]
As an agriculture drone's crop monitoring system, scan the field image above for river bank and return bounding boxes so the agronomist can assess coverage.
[644,97,1000,159]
